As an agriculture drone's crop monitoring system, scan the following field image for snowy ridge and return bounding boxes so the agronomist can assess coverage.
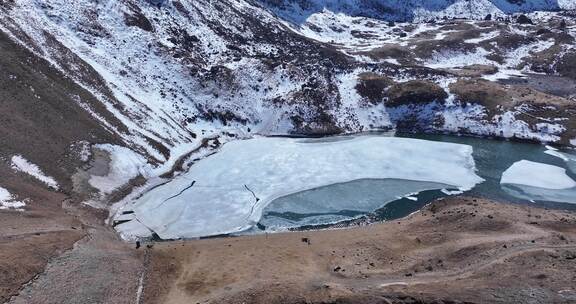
[1,0,572,157]
[259,0,576,23]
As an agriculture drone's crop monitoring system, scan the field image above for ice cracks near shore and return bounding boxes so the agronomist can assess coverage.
[114,136,484,240]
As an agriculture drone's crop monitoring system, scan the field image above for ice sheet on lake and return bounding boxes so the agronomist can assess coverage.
[500,160,576,204]
[116,136,484,239]
[259,178,453,230]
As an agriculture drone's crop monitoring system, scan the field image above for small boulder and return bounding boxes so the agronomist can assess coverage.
[516,14,533,25]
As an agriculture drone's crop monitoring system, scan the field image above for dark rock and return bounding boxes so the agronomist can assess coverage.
[124,11,154,32]
[556,51,576,79]
[355,72,394,103]
[516,14,533,25]
[149,0,166,7]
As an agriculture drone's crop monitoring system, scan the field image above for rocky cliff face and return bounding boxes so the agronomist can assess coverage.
[0,0,575,198]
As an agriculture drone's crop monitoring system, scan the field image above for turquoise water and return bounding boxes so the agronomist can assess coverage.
[405,133,576,208]
[258,133,576,231]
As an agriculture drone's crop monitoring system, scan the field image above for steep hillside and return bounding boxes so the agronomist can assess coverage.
[0,0,576,302]
[0,0,574,204]
[0,0,573,205]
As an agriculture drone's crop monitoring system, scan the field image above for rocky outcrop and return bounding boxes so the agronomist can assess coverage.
[386,80,448,107]
[355,72,394,104]
[556,51,576,80]
[450,79,514,112]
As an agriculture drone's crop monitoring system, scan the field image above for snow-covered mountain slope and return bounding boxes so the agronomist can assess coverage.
[0,0,575,206]
[258,0,576,23]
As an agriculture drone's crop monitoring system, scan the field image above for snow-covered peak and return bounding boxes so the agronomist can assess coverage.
[258,0,575,23]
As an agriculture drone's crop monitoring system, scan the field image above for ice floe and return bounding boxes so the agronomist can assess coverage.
[115,136,483,240]
[10,155,59,190]
[500,160,576,204]
[544,147,576,174]
[501,160,575,190]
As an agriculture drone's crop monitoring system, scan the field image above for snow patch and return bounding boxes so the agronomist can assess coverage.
[88,145,151,194]
[464,31,500,44]
[0,187,26,211]
[441,189,465,195]
[440,105,564,143]
[384,58,400,65]
[10,155,59,190]
[426,48,495,69]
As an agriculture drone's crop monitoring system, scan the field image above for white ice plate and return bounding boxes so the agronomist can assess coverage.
[116,136,483,239]
[500,160,576,204]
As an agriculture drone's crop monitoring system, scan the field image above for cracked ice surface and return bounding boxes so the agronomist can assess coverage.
[117,136,483,239]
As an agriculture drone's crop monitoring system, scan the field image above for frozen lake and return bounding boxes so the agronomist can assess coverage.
[114,133,576,240]
[258,134,576,232]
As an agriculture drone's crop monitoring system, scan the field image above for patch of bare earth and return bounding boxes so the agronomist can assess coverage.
[7,227,143,304]
[0,163,143,304]
[141,197,576,304]
[0,169,85,303]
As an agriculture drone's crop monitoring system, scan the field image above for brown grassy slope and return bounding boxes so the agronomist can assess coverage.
[143,197,576,304]
[0,30,122,191]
